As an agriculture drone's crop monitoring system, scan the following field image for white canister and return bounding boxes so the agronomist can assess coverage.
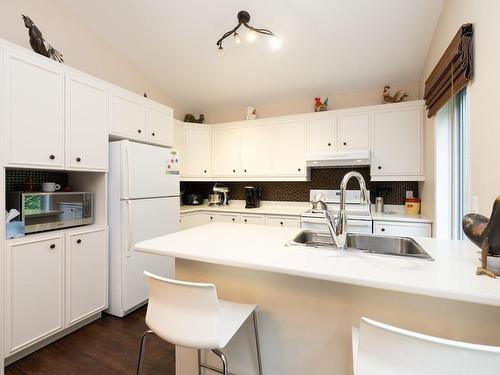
[42,182,61,192]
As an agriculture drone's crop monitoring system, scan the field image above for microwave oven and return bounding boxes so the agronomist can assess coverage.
[7,192,93,234]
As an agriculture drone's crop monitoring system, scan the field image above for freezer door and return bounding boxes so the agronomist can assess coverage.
[121,197,179,312]
[121,141,180,199]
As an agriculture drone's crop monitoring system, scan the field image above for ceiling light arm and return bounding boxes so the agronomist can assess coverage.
[244,24,275,37]
[216,23,243,48]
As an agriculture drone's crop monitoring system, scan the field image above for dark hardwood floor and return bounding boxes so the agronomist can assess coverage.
[6,307,175,375]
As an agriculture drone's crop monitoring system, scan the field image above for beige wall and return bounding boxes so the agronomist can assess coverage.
[420,0,500,217]
[206,82,421,123]
[0,0,188,118]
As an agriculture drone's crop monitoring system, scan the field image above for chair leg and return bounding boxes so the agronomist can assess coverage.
[198,349,203,375]
[211,349,228,375]
[136,330,154,375]
[252,311,264,375]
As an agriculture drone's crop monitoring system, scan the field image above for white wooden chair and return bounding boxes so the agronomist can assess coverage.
[136,271,263,375]
[352,317,500,375]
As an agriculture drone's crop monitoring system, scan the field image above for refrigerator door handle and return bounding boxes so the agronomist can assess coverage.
[125,143,132,200]
[126,200,132,257]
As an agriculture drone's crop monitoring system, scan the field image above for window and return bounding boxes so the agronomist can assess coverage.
[435,88,468,239]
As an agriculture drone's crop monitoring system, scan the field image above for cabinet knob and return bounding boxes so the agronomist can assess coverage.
[327,142,331,146]
[244,219,247,223]
[343,142,347,146]
[210,216,213,220]
[151,132,155,136]
[49,244,56,249]
[280,221,284,226]
[244,169,247,173]
[232,218,235,222]
[76,239,82,244]
[233,169,236,173]
[297,168,301,172]
[76,157,81,162]
[49,154,55,160]
[204,170,207,174]
[138,129,142,134]
[381,228,386,232]
[378,166,382,170]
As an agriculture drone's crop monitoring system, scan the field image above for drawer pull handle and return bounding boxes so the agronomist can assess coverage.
[327,142,331,146]
[343,142,347,146]
[49,244,56,249]
[280,221,284,226]
[76,157,81,162]
[138,129,142,134]
[152,132,155,136]
[244,219,247,223]
[378,166,382,170]
[76,239,82,244]
[49,155,55,160]
[381,228,386,232]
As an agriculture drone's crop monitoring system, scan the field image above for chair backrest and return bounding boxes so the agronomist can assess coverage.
[144,271,220,349]
[355,317,500,375]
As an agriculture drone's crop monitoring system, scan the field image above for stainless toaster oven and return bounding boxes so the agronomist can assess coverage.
[7,192,93,234]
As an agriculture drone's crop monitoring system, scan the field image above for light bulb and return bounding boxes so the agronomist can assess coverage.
[246,30,257,43]
[270,36,282,50]
[234,32,241,45]
[217,46,224,57]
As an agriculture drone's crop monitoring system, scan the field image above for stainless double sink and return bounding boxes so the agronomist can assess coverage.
[287,230,434,260]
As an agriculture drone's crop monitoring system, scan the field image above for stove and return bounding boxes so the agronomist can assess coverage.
[301,190,373,234]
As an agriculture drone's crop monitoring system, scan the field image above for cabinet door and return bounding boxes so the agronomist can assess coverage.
[4,51,64,168]
[198,212,216,225]
[216,213,240,223]
[212,127,241,176]
[266,216,301,228]
[66,73,108,171]
[274,121,307,176]
[146,102,173,146]
[184,126,211,176]
[307,117,337,152]
[66,228,107,326]
[338,112,370,150]
[241,125,275,176]
[241,214,266,225]
[5,234,64,354]
[371,107,423,178]
[374,221,431,238]
[110,89,146,140]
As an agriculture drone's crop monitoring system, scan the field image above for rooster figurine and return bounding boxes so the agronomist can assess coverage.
[314,97,329,112]
[22,15,64,63]
[382,86,407,103]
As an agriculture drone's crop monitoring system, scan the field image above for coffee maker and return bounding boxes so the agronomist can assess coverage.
[245,186,261,208]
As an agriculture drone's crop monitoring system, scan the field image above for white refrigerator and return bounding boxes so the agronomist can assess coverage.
[107,140,180,317]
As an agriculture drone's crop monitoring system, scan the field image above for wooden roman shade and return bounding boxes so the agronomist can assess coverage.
[424,23,474,118]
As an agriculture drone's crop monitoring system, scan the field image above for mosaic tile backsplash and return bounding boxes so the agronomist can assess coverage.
[6,169,69,192]
[180,167,419,205]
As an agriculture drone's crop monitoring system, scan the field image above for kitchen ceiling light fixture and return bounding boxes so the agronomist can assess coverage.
[216,10,280,55]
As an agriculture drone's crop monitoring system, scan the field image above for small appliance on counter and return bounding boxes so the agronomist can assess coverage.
[208,193,223,206]
[6,191,93,234]
[245,186,261,208]
[212,183,229,205]
[183,194,204,205]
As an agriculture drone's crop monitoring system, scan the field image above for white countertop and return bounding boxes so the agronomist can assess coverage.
[135,223,500,307]
[371,209,433,223]
[180,201,309,216]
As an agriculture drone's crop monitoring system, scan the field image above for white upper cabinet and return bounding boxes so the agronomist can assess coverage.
[307,116,337,152]
[241,124,275,176]
[65,73,108,171]
[110,88,146,140]
[338,111,370,150]
[146,101,173,146]
[274,120,307,176]
[371,106,424,180]
[212,127,241,176]
[3,50,64,169]
[183,125,211,177]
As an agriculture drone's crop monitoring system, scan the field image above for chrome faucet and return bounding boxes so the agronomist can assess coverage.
[315,171,371,249]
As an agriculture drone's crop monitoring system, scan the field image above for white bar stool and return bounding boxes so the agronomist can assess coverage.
[352,317,500,375]
[136,271,263,375]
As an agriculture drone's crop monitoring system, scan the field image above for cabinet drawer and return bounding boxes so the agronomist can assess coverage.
[374,221,431,238]
[241,214,267,225]
[216,213,240,223]
[266,216,301,228]
[198,212,217,225]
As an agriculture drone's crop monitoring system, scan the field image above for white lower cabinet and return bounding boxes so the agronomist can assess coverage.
[66,228,107,326]
[216,213,240,223]
[4,227,108,356]
[373,221,431,238]
[198,212,217,225]
[5,233,64,355]
[266,216,301,228]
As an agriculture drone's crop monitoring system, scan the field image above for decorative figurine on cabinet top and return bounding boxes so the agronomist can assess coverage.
[382,85,408,103]
[21,15,64,63]
[184,114,205,124]
[246,106,257,120]
[314,97,328,112]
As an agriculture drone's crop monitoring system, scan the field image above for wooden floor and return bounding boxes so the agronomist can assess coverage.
[5,307,175,375]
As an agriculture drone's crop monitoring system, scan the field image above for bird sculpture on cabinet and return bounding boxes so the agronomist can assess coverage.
[22,15,64,63]
[314,97,329,112]
[382,85,408,103]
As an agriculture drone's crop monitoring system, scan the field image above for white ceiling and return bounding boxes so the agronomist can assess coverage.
[63,0,443,113]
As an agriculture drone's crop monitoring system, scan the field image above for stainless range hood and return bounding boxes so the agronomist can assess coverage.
[305,150,370,168]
